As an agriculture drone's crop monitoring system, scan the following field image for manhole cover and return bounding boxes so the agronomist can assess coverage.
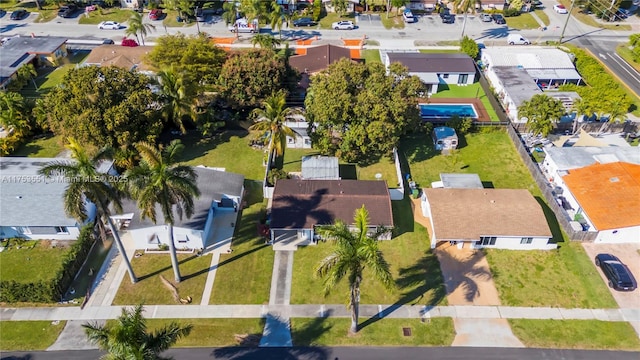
[402,327,412,336]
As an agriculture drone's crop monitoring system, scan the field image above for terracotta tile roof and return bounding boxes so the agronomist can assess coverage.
[211,37,237,45]
[289,44,353,74]
[562,162,640,230]
[84,45,155,72]
[270,179,394,229]
[423,188,552,240]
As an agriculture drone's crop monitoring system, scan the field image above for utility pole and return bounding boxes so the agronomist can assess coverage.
[558,0,576,44]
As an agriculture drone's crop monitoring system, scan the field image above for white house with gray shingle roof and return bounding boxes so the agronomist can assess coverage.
[0,157,101,240]
[421,188,555,250]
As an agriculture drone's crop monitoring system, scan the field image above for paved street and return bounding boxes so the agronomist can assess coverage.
[576,39,640,97]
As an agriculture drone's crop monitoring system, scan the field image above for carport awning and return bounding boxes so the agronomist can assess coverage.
[527,68,581,81]
[415,72,440,84]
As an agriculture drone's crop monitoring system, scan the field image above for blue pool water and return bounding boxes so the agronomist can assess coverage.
[420,104,478,119]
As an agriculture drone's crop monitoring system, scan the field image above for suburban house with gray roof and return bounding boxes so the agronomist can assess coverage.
[0,157,110,240]
[0,36,68,89]
[285,119,312,149]
[269,179,394,249]
[120,166,244,250]
[384,52,477,94]
[421,188,555,250]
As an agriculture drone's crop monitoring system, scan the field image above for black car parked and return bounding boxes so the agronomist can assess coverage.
[492,13,506,24]
[0,9,6,18]
[293,17,316,27]
[10,9,29,20]
[441,13,455,23]
[58,4,77,18]
[595,254,637,291]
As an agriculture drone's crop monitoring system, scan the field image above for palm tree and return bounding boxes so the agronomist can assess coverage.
[126,11,156,46]
[250,34,282,49]
[83,304,192,359]
[240,0,267,24]
[125,140,200,283]
[455,0,477,39]
[316,206,394,334]
[0,91,30,137]
[268,1,284,38]
[157,67,197,134]
[249,92,298,158]
[39,138,137,284]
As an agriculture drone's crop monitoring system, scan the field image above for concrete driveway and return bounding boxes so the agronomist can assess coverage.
[435,244,501,306]
[581,242,640,309]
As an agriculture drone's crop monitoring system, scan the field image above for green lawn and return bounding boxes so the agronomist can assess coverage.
[318,12,355,29]
[430,83,500,121]
[362,49,381,63]
[163,10,196,28]
[20,51,89,98]
[616,44,640,72]
[10,133,64,157]
[509,319,640,350]
[505,13,541,30]
[291,318,454,346]
[210,181,274,304]
[112,252,212,305]
[0,240,70,283]
[0,320,66,351]
[34,7,58,23]
[65,238,113,303]
[380,12,405,30]
[142,318,265,347]
[534,10,550,26]
[79,8,134,24]
[291,197,447,306]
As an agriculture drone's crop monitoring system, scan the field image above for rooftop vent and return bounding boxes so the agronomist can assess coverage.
[610,177,619,183]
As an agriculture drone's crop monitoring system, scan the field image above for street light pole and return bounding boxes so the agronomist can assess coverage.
[558,0,576,44]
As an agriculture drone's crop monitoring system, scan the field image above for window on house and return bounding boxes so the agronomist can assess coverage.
[479,236,496,246]
[55,226,69,234]
[520,237,533,244]
[19,227,31,235]
[443,74,449,79]
[458,74,468,84]
[304,138,311,146]
[287,137,294,144]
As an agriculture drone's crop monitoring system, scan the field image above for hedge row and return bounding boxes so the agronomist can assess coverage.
[572,48,622,89]
[0,224,95,303]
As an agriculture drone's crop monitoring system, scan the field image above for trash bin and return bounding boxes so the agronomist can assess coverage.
[412,189,420,199]
[176,16,183,22]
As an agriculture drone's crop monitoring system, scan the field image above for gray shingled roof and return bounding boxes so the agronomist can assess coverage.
[1,36,67,84]
[386,52,476,73]
[545,147,640,171]
[123,167,244,230]
[270,179,393,229]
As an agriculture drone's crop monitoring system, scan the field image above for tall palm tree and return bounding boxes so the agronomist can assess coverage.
[249,92,298,158]
[250,34,282,49]
[125,140,200,283]
[241,0,267,24]
[268,1,284,39]
[316,206,394,334]
[455,0,476,39]
[157,67,197,134]
[39,138,137,284]
[126,11,156,46]
[83,304,192,359]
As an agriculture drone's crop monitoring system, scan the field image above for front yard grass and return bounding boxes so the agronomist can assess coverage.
[79,8,133,25]
[509,319,640,350]
[291,318,454,346]
[616,43,640,72]
[361,49,381,63]
[0,320,66,351]
[209,181,274,304]
[163,10,196,28]
[505,13,542,30]
[430,83,500,121]
[380,12,404,29]
[291,197,447,306]
[557,0,631,30]
[318,12,354,29]
[142,318,265,347]
[0,240,70,283]
[11,133,64,157]
[534,9,549,26]
[112,252,212,305]
[34,8,58,23]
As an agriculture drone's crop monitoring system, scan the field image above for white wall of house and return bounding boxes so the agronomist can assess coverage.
[0,225,81,240]
[434,236,556,250]
[286,133,312,149]
[438,72,475,86]
[595,226,640,243]
[129,225,205,250]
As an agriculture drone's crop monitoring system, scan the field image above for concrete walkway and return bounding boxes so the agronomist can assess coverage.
[47,320,102,351]
[261,251,295,347]
[529,11,547,30]
[269,251,294,306]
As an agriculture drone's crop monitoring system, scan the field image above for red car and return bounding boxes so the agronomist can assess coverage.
[149,9,163,20]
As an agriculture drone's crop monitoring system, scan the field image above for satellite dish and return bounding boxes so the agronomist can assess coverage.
[375,173,382,180]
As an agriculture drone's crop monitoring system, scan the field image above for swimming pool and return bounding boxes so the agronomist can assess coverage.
[420,103,478,119]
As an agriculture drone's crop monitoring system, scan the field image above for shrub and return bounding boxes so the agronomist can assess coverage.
[503,8,521,17]
[268,168,290,186]
[312,0,322,21]
[460,36,479,59]
[446,115,474,134]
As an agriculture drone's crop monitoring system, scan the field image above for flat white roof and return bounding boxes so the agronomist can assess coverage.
[483,47,576,69]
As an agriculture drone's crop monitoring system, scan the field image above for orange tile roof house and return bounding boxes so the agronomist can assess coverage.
[421,188,555,250]
[561,162,640,243]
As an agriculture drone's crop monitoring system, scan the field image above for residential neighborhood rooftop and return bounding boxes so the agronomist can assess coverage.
[270,179,394,229]
[386,52,476,73]
[562,162,640,230]
[301,156,340,180]
[491,66,543,106]
[423,188,553,240]
[545,146,640,171]
[0,36,67,85]
[83,45,155,72]
[482,47,576,69]
[288,44,353,74]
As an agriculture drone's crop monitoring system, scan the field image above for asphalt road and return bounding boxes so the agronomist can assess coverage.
[2,347,640,360]
[575,39,640,98]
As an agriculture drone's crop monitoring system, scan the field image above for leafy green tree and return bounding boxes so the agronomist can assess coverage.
[445,115,473,134]
[517,94,565,137]
[509,0,524,13]
[460,36,479,59]
[333,0,349,16]
[630,34,640,62]
[240,0,267,23]
[251,34,282,49]
[125,11,156,46]
[0,91,30,137]
[125,140,200,283]
[305,59,425,163]
[40,66,162,155]
[390,0,407,15]
[218,48,295,109]
[147,34,227,88]
[316,206,394,334]
[7,63,37,91]
[39,138,137,284]
[83,304,192,359]
[268,0,285,38]
[177,0,195,19]
[250,92,298,158]
[222,0,239,25]
[157,67,198,134]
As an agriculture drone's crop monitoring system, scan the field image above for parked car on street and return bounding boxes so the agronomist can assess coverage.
[0,9,6,18]
[10,9,29,20]
[58,4,77,18]
[595,254,637,291]
[403,8,416,23]
[507,33,531,45]
[492,13,506,24]
[149,9,163,20]
[293,17,316,26]
[332,20,355,30]
[98,21,121,30]
[441,13,455,23]
[480,13,492,22]
[553,4,568,13]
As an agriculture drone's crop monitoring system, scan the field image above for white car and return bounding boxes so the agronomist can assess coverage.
[553,4,568,13]
[98,21,121,30]
[332,20,355,30]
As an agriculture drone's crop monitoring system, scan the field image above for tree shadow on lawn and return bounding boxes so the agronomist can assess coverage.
[137,254,204,282]
[398,132,440,166]
[535,196,566,245]
[392,197,414,237]
[181,244,270,282]
[359,250,447,330]
[176,130,250,163]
